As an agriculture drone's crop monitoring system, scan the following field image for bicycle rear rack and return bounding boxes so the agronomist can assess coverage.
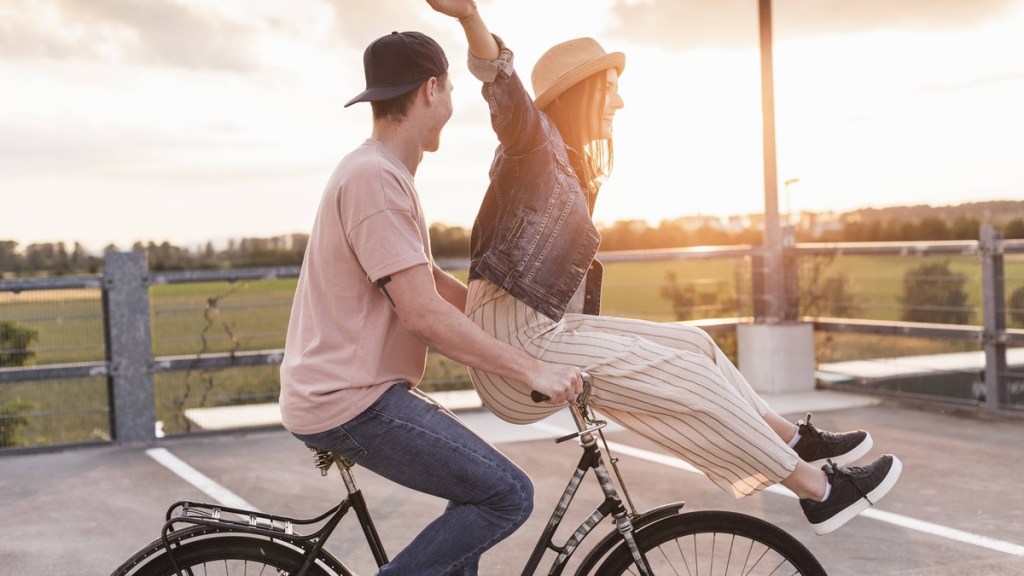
[162,446,359,538]
[156,449,369,576]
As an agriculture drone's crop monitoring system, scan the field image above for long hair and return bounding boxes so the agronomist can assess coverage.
[543,71,615,201]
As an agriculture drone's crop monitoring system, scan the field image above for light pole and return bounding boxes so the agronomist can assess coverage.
[758,0,783,323]
[784,177,800,225]
[741,0,816,396]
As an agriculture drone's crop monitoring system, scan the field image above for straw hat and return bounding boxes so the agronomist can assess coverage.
[531,37,625,111]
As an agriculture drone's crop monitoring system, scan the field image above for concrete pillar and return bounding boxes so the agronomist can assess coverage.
[738,322,815,394]
[104,251,156,442]
[980,224,1007,408]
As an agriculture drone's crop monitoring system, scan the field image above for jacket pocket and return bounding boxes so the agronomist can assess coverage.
[496,207,536,270]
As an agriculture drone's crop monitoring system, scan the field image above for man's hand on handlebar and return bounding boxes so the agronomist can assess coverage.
[529,364,583,405]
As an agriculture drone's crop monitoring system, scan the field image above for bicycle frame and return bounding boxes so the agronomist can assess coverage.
[518,400,683,576]
[153,394,685,576]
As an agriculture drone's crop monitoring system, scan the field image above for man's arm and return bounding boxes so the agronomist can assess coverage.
[385,263,581,404]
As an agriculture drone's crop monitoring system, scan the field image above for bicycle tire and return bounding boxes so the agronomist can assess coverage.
[111,527,352,576]
[592,510,827,576]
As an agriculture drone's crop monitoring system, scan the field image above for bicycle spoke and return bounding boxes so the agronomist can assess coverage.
[645,544,682,576]
[611,528,816,575]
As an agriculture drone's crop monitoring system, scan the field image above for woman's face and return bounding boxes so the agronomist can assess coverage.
[597,68,624,140]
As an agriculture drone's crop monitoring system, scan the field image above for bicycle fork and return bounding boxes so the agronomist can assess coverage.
[520,417,654,575]
[590,430,654,576]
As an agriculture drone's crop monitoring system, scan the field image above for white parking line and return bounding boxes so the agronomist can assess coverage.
[145,447,258,512]
[531,422,1024,557]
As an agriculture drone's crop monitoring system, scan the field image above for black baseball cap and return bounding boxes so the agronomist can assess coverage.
[345,31,449,108]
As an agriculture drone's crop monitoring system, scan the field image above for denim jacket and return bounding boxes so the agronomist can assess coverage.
[467,38,603,321]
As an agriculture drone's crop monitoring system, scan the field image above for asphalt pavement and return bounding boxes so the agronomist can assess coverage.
[2,390,1023,575]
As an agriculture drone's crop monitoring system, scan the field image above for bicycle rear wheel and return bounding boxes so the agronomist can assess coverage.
[112,527,351,576]
[594,510,826,576]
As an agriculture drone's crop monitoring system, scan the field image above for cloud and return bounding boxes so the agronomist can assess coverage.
[327,0,407,48]
[608,0,756,49]
[0,0,258,71]
[321,0,450,51]
[0,0,427,77]
[607,0,1021,50]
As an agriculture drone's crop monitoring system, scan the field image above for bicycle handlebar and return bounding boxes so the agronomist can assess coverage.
[530,371,591,404]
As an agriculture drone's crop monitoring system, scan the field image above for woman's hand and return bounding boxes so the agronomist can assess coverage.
[425,0,497,60]
[425,0,476,21]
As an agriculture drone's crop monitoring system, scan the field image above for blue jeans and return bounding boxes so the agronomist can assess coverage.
[292,383,534,575]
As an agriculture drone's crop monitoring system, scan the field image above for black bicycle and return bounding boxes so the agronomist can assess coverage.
[113,374,827,575]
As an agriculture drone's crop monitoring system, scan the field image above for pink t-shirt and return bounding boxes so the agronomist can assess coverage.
[280,139,432,435]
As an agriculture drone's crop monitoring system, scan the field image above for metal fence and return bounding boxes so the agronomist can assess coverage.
[2,227,1023,451]
[793,227,1024,407]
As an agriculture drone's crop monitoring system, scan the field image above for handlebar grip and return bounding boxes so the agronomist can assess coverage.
[530,371,590,403]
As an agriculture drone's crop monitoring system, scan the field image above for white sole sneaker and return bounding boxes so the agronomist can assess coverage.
[807,432,873,468]
[812,455,903,536]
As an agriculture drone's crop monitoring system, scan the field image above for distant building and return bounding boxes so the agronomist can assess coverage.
[674,215,726,231]
[727,215,751,233]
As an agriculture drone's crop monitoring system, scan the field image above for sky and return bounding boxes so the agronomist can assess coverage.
[2,0,1023,251]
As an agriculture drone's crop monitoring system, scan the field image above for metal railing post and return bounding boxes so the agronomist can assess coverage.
[782,225,799,321]
[751,251,767,320]
[980,225,1007,408]
[103,251,156,442]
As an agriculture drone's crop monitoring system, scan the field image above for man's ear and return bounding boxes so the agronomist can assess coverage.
[422,77,438,104]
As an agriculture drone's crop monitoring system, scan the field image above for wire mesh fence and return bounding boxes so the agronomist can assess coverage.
[0,287,105,365]
[154,364,282,436]
[597,255,755,321]
[149,279,294,357]
[1,376,110,447]
[797,241,1024,407]
[1,286,108,449]
[1004,250,1024,406]
[1008,251,1024,330]
[794,253,991,324]
[2,237,1022,451]
[815,332,989,403]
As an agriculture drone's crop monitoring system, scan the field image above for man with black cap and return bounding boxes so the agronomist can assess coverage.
[279,30,583,574]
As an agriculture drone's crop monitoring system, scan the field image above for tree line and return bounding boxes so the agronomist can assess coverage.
[3,205,1024,277]
[816,215,1024,243]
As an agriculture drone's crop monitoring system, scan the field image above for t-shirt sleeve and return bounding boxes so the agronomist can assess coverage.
[348,208,430,283]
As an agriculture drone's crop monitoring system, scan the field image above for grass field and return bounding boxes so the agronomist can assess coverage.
[2,253,1022,446]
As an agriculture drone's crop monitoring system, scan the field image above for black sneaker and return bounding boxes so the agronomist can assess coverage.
[792,413,872,467]
[800,455,902,535]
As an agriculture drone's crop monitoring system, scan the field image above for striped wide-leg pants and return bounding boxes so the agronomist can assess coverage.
[465,279,799,498]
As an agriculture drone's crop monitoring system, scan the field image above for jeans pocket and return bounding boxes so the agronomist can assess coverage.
[293,424,368,464]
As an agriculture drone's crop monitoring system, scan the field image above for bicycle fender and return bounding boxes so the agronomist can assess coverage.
[572,501,685,576]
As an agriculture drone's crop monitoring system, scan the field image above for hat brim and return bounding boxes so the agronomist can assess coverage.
[533,51,625,111]
[344,80,423,108]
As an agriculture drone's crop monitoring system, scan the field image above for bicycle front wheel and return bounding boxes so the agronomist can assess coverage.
[112,527,351,576]
[594,510,827,576]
